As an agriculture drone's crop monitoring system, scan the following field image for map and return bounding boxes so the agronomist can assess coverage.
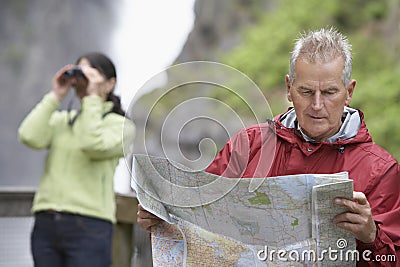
[132,155,356,266]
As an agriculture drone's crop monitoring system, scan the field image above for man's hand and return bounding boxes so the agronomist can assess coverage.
[333,191,377,244]
[137,204,164,232]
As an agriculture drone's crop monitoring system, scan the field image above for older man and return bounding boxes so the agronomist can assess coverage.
[137,28,400,266]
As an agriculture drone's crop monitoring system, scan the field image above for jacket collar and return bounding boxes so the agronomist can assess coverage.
[272,107,372,147]
[279,107,361,143]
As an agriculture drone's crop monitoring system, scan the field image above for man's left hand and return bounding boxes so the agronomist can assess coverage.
[333,191,377,244]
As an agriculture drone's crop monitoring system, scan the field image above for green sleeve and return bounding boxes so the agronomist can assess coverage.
[18,93,60,149]
[76,96,135,160]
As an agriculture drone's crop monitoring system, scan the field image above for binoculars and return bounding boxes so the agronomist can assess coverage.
[63,67,86,79]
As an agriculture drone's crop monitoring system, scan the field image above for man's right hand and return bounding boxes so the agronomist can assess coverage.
[137,204,164,232]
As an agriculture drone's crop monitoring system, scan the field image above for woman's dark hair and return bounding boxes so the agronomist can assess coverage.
[76,52,125,116]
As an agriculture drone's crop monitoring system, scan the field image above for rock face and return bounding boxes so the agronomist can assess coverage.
[175,0,276,63]
[129,0,278,170]
[1,0,119,186]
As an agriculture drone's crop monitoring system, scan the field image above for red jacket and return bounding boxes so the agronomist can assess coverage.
[206,110,400,266]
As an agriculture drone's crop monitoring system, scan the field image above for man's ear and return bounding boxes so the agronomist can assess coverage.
[285,75,293,102]
[345,79,356,106]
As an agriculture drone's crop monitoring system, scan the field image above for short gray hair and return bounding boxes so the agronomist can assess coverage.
[288,27,352,87]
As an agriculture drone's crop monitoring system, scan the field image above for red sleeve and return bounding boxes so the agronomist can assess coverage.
[205,128,251,178]
[205,140,231,176]
[357,163,400,266]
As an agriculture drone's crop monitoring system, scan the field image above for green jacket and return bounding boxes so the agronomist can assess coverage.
[18,93,135,223]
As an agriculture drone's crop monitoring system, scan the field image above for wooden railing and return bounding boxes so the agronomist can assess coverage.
[0,188,152,267]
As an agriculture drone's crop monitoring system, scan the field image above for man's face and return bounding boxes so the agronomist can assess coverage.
[286,57,356,141]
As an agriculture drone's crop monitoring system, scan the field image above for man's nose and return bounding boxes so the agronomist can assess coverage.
[312,92,323,110]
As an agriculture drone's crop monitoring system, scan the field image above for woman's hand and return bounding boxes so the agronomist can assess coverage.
[50,64,76,101]
[51,64,114,101]
[80,66,110,99]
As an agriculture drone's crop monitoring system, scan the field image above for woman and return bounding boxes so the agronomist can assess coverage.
[18,52,135,267]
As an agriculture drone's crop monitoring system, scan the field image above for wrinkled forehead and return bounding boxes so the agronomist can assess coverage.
[294,56,345,83]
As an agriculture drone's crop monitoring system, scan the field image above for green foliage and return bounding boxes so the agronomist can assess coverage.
[352,66,400,160]
[222,0,399,160]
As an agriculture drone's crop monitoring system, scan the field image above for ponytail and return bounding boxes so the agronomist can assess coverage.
[107,92,125,116]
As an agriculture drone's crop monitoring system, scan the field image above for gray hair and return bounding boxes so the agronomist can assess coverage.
[288,27,352,87]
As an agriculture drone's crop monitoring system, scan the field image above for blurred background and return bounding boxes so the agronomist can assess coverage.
[130,0,400,168]
[0,0,195,187]
[2,0,400,187]
[0,0,399,265]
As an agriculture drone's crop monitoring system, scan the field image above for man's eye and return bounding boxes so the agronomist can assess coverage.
[301,91,313,96]
[323,91,336,95]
